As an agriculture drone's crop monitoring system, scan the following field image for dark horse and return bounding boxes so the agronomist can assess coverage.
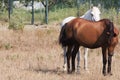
[59,18,119,76]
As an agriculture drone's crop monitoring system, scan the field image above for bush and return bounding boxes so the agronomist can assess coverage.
[8,11,24,30]
[9,18,24,30]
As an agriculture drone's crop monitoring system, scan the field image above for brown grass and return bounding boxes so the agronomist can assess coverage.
[0,23,120,80]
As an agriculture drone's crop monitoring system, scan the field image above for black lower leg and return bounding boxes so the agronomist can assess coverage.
[107,55,112,75]
[102,47,107,76]
[71,45,79,72]
[67,56,70,73]
[103,60,107,76]
[66,46,72,73]
[72,56,75,72]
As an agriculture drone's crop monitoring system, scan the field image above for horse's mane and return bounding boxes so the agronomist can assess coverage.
[80,10,91,18]
[103,19,115,44]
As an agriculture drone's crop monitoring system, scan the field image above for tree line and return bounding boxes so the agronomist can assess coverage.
[0,0,120,10]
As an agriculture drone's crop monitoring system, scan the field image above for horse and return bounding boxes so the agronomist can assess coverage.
[61,6,101,72]
[59,18,119,76]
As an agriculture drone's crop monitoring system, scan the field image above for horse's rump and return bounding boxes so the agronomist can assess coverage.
[59,23,78,47]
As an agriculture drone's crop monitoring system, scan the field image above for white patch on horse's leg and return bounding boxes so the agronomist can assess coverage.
[84,48,89,71]
[77,50,80,73]
[63,63,67,72]
[63,47,67,72]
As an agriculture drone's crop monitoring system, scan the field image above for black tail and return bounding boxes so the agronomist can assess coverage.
[59,24,67,47]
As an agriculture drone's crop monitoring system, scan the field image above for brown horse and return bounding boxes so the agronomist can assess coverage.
[59,18,119,76]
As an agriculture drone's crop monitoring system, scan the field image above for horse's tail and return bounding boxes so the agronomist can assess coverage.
[59,23,67,47]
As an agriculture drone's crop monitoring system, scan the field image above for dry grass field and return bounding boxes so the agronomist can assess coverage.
[0,22,120,80]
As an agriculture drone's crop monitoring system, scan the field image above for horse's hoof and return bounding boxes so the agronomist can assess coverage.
[108,72,113,76]
[103,73,107,76]
[70,70,75,74]
[85,69,89,73]
[67,71,72,74]
[63,65,67,72]
[76,71,80,74]
[63,69,67,72]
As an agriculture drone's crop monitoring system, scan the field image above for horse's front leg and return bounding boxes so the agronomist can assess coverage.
[66,46,72,73]
[71,45,79,73]
[107,51,114,75]
[102,47,107,76]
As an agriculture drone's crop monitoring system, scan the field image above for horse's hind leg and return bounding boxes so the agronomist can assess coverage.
[66,46,72,73]
[63,47,67,72]
[77,50,80,72]
[102,47,107,76]
[84,48,89,71]
[71,45,79,73]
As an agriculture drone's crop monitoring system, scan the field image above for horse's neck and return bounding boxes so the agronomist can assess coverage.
[80,10,92,21]
[61,16,76,27]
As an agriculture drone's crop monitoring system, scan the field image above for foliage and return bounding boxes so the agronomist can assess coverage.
[9,19,24,31]
[0,9,8,22]
[0,0,120,10]
[0,0,120,25]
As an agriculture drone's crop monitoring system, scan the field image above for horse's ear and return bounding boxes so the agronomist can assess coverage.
[113,27,119,37]
[105,19,112,29]
[97,4,101,9]
[90,4,94,9]
[106,21,114,35]
[109,22,114,31]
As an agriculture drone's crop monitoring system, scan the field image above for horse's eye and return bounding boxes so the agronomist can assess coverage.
[91,13,93,16]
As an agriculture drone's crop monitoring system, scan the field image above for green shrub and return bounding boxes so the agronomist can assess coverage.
[8,11,24,30]
[0,9,8,22]
[9,20,24,30]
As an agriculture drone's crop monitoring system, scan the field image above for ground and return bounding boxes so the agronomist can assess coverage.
[0,22,120,80]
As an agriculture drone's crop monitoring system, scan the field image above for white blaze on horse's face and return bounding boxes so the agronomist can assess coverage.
[91,7,101,21]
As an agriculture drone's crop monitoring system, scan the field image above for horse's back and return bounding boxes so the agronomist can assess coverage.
[68,18,103,36]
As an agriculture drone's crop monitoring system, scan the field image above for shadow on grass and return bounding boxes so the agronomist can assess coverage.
[35,68,58,73]
[25,67,65,75]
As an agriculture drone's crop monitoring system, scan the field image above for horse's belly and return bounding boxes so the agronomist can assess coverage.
[76,33,107,48]
[76,33,98,45]
[77,40,105,49]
